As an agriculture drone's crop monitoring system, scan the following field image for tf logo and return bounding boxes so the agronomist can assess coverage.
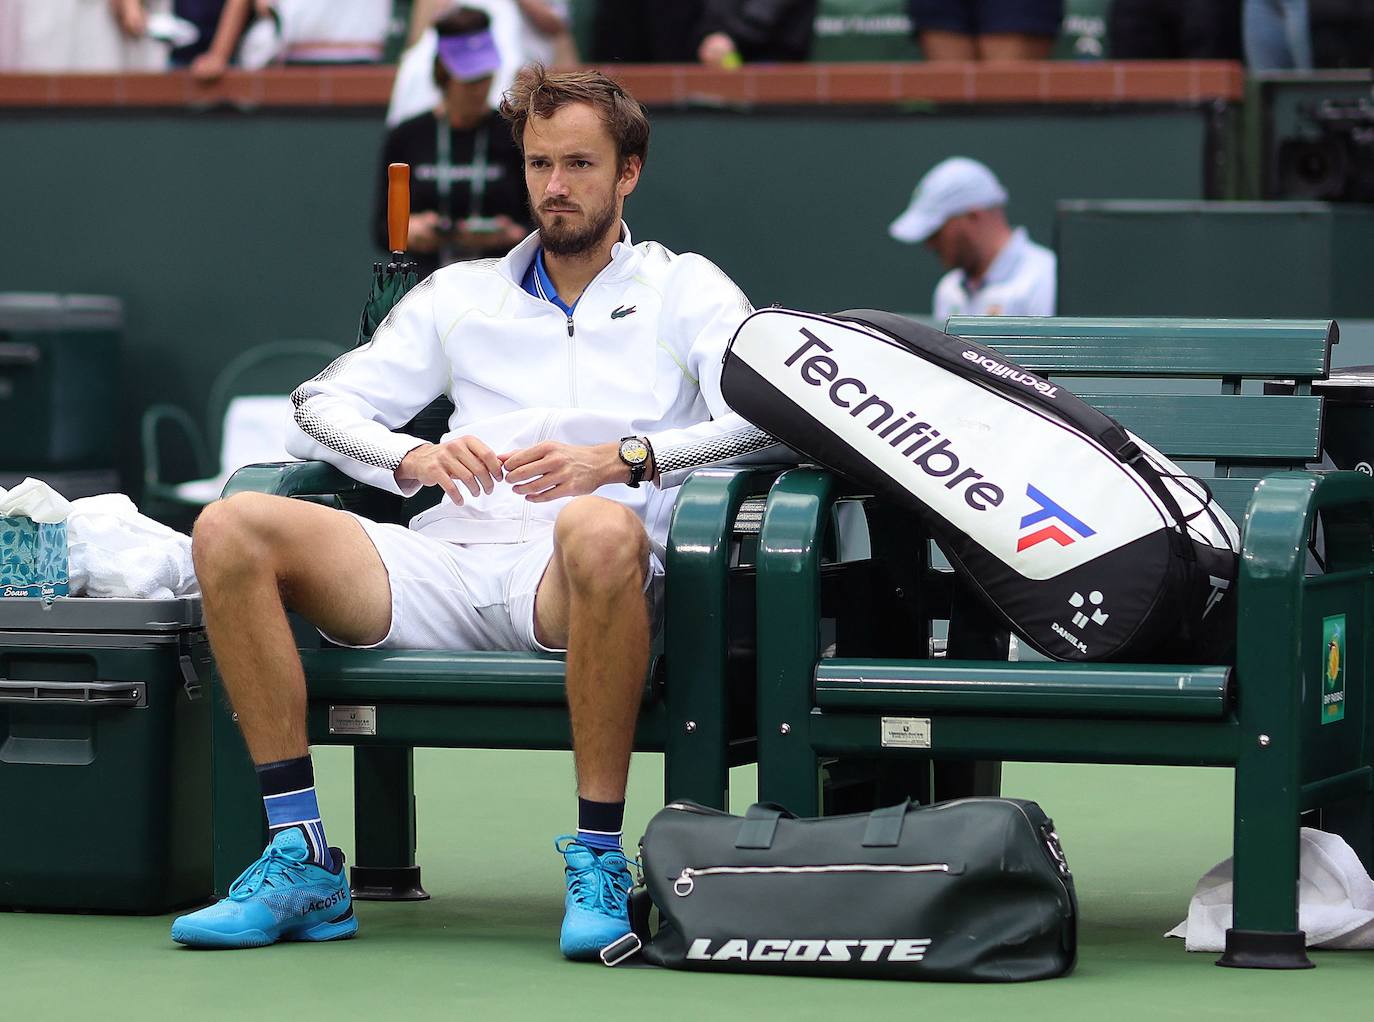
[1017,485,1095,553]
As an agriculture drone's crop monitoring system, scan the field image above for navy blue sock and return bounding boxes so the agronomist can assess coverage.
[257,755,330,867]
[577,797,625,854]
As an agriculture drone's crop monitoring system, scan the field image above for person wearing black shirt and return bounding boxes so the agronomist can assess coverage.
[373,6,530,279]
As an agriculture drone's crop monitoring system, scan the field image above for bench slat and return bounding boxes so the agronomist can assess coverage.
[1206,477,1264,522]
[1078,393,1320,461]
[299,648,657,704]
[815,659,1231,719]
[946,317,1335,378]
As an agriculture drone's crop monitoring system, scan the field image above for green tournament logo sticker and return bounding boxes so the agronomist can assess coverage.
[1322,614,1346,725]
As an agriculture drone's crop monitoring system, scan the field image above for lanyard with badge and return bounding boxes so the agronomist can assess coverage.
[435,116,491,264]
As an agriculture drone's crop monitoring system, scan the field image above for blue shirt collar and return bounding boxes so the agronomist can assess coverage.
[521,247,579,316]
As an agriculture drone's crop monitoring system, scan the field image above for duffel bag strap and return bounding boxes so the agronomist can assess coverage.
[600,887,654,967]
[735,803,796,849]
[862,800,912,847]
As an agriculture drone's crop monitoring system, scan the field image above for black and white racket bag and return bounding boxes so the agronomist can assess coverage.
[721,308,1240,662]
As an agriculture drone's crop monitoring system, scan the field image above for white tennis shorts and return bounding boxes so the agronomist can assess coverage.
[322,513,662,653]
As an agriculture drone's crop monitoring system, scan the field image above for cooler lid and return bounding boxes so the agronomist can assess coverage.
[0,595,202,633]
[1314,366,1374,401]
[1266,367,1374,401]
[0,293,125,332]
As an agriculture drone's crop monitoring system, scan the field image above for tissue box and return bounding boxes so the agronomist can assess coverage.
[0,515,69,598]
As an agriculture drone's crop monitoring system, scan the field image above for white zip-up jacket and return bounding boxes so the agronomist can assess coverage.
[287,223,779,553]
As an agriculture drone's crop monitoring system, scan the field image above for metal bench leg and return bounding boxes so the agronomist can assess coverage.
[1218,750,1310,969]
[211,669,267,897]
[350,745,429,901]
[757,471,835,818]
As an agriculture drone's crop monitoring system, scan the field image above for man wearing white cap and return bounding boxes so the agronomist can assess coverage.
[889,156,1057,323]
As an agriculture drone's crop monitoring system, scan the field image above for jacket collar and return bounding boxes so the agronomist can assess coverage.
[497,220,640,288]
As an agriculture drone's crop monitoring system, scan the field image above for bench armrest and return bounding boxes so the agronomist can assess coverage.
[662,464,796,797]
[220,460,369,499]
[1240,469,1374,583]
[1235,468,1374,789]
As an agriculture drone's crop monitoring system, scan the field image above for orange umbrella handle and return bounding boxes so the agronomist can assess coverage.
[387,163,410,253]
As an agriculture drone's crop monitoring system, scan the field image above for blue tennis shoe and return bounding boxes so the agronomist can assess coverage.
[171,828,357,949]
[556,835,637,960]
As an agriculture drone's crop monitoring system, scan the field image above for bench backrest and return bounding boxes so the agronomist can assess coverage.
[945,316,1338,522]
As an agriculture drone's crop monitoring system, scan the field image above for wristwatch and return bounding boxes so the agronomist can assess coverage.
[618,435,652,488]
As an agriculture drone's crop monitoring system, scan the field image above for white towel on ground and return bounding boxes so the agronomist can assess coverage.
[1166,827,1374,950]
[67,494,199,600]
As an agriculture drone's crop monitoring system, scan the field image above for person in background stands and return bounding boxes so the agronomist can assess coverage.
[190,0,390,81]
[889,156,1056,322]
[374,6,531,278]
[1244,0,1310,69]
[387,0,578,130]
[589,0,704,62]
[695,0,819,66]
[1107,0,1242,59]
[170,0,227,65]
[0,0,170,70]
[908,0,1065,60]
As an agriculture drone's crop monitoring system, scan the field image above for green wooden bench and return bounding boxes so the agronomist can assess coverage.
[208,458,783,899]
[754,316,1374,969]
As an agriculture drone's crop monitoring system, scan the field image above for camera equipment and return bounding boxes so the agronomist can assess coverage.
[1277,96,1374,202]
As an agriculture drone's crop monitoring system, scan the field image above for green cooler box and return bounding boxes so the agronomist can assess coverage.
[0,597,213,913]
[0,293,122,472]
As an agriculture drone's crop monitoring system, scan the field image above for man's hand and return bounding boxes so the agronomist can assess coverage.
[501,441,624,503]
[395,436,504,506]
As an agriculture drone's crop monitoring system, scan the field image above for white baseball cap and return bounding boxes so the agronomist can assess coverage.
[888,157,1009,244]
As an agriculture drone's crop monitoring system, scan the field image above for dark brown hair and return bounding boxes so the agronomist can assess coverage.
[432,6,492,89]
[499,65,650,169]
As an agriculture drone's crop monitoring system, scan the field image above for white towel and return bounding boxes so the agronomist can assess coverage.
[67,494,199,600]
[1166,827,1374,950]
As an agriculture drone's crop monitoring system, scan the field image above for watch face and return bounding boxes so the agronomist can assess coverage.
[619,438,648,465]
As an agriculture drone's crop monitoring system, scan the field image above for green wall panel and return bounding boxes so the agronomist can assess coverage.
[0,106,1210,490]
[1057,200,1374,319]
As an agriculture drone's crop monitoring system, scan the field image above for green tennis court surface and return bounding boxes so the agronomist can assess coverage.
[3,751,1366,1020]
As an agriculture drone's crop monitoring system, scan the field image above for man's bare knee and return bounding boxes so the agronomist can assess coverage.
[555,497,649,595]
[192,492,287,584]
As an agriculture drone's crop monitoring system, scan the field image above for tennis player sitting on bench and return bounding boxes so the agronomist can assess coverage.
[172,65,774,957]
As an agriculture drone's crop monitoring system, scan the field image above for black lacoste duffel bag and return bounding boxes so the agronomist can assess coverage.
[603,798,1077,982]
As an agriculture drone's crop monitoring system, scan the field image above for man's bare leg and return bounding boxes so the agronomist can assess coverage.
[172,493,393,948]
[534,496,651,802]
[192,492,393,763]
[535,495,650,958]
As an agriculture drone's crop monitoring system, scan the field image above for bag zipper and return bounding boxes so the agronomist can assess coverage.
[661,798,1071,908]
[671,862,951,897]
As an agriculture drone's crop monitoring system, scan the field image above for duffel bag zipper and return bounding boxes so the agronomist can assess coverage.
[672,862,951,897]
